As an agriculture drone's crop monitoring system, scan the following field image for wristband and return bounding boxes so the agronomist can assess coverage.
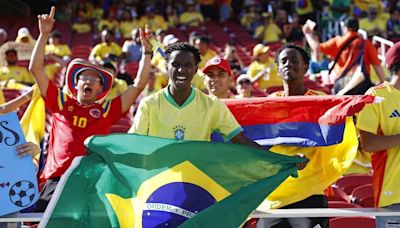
[143,51,153,55]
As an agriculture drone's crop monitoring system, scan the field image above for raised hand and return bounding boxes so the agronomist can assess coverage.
[140,24,153,53]
[38,6,55,35]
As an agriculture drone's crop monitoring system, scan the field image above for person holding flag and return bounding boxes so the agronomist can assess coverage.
[128,42,308,165]
[28,6,152,212]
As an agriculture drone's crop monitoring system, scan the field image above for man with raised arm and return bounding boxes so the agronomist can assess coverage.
[29,7,152,211]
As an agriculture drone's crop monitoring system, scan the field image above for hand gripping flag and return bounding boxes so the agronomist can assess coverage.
[223,95,375,208]
[39,134,305,228]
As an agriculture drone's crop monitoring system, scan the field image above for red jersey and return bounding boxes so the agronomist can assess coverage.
[40,82,123,181]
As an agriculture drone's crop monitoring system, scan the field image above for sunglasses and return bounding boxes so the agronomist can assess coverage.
[79,75,101,83]
[238,80,251,85]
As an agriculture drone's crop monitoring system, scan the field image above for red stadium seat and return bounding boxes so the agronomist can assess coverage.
[125,62,139,78]
[71,45,92,60]
[329,217,375,228]
[328,186,351,203]
[335,174,373,195]
[351,184,374,208]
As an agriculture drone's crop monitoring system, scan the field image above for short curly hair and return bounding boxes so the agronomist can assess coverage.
[165,42,202,65]
[275,43,311,69]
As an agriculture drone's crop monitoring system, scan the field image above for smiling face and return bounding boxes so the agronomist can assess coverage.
[167,50,198,93]
[76,69,103,104]
[204,66,231,98]
[277,48,307,83]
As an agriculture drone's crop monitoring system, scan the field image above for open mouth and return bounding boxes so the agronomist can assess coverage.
[83,86,93,96]
[175,76,187,84]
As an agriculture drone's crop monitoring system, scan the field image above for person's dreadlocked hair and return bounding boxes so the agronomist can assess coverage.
[274,43,311,69]
[165,42,202,65]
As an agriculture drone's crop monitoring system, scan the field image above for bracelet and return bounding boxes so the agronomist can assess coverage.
[143,51,153,55]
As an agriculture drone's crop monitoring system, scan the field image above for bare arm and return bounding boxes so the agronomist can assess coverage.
[373,64,386,83]
[0,88,32,114]
[359,130,400,152]
[28,6,55,98]
[302,24,320,52]
[120,28,152,113]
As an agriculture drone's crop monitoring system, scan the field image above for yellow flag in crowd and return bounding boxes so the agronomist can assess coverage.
[20,84,45,163]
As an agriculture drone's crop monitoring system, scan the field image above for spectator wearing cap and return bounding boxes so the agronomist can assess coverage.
[29,7,152,212]
[179,1,204,28]
[194,36,217,69]
[235,74,254,98]
[0,28,7,46]
[359,7,386,37]
[254,12,283,44]
[203,57,234,99]
[356,41,400,228]
[139,5,168,32]
[102,61,128,100]
[89,29,122,65]
[15,27,36,44]
[44,30,71,79]
[247,44,282,91]
[122,28,142,63]
[303,17,386,95]
[118,9,139,39]
[1,48,35,87]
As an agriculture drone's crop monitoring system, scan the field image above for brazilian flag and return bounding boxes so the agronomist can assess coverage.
[40,134,304,228]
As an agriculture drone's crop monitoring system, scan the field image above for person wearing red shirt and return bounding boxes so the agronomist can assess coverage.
[29,7,152,211]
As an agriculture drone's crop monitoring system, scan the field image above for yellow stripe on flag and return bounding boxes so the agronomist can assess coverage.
[263,117,358,209]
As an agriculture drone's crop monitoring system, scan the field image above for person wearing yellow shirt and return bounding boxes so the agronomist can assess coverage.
[179,2,205,27]
[15,27,36,45]
[89,29,122,65]
[356,41,400,228]
[359,7,386,37]
[118,9,139,39]
[194,36,217,69]
[138,6,168,32]
[240,3,261,32]
[1,49,35,86]
[45,31,71,80]
[72,14,91,34]
[102,62,128,100]
[254,13,283,44]
[247,44,282,91]
[97,11,119,33]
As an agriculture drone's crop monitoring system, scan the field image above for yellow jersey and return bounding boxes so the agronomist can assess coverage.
[247,58,282,89]
[90,42,122,62]
[129,86,242,141]
[356,82,400,207]
[0,66,35,85]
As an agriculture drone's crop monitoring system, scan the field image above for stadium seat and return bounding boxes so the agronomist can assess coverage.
[125,62,139,77]
[327,186,351,203]
[351,184,374,208]
[335,174,373,195]
[328,201,361,208]
[71,45,92,60]
[329,217,375,228]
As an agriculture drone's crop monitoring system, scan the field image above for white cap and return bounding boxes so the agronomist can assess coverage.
[18,27,30,37]
[163,34,179,46]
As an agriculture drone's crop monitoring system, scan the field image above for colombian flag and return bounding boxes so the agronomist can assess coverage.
[40,134,304,228]
[223,95,375,208]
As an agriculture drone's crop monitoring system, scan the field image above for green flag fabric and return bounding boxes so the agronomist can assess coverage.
[39,134,304,228]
